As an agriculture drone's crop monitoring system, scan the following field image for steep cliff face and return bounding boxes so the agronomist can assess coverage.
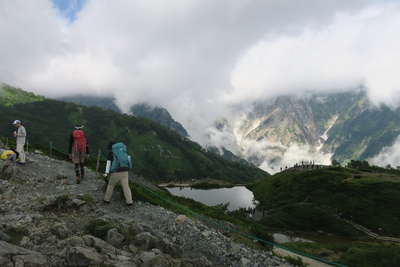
[208,91,400,172]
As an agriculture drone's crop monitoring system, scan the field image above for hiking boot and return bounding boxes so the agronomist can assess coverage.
[126,202,133,207]
[103,200,110,204]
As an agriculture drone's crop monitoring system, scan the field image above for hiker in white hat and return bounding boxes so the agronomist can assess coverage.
[12,120,26,164]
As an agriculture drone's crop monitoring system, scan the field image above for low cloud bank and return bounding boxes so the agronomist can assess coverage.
[370,136,400,168]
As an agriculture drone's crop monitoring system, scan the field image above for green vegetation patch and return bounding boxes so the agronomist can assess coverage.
[3,225,29,245]
[253,167,400,236]
[286,241,400,267]
[0,84,44,106]
[84,219,116,240]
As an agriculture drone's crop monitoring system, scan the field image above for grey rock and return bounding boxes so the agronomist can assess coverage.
[83,234,117,254]
[60,236,86,247]
[72,198,86,207]
[0,256,12,267]
[129,244,139,254]
[133,232,159,251]
[240,257,251,266]
[121,222,144,239]
[133,232,180,257]
[13,254,47,267]
[201,230,213,238]
[20,236,31,247]
[272,233,291,244]
[51,223,70,239]
[106,228,125,247]
[65,246,105,266]
[180,256,213,267]
[139,251,157,262]
[0,231,11,242]
[0,241,47,266]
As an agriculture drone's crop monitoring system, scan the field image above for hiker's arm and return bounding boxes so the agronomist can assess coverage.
[68,134,73,154]
[17,127,26,137]
[104,152,113,175]
[86,139,90,155]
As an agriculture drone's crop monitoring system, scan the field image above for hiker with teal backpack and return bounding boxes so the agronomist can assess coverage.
[103,141,133,206]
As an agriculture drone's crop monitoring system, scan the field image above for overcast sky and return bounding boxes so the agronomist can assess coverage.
[1,0,399,141]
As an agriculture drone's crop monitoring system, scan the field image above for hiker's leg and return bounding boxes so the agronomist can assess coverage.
[16,143,26,163]
[104,173,119,202]
[80,163,85,179]
[119,171,133,204]
[74,164,81,177]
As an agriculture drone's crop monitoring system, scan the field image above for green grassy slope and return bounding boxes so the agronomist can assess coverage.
[0,84,268,182]
[0,84,44,106]
[252,167,400,237]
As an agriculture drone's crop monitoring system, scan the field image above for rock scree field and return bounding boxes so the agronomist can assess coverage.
[0,151,292,267]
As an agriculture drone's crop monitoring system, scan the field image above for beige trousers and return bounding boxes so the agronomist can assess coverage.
[104,171,133,204]
[16,143,26,163]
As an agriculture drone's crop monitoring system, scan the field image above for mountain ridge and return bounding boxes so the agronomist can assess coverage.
[0,83,269,182]
[60,95,189,137]
[208,90,400,172]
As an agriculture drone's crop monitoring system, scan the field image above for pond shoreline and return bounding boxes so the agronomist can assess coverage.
[164,184,257,212]
[158,180,250,190]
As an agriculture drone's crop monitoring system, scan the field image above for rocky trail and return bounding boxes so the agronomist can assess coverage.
[0,152,292,267]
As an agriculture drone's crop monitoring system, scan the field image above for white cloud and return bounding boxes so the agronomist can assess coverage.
[230,3,400,107]
[0,0,398,143]
[370,136,400,168]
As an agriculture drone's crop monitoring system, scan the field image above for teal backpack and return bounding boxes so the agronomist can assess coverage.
[111,142,132,172]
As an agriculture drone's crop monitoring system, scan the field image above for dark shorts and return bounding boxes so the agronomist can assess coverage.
[72,152,86,164]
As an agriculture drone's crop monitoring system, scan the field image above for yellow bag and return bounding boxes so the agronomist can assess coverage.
[1,150,15,160]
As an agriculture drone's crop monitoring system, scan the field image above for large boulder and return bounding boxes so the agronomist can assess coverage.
[64,246,105,266]
[0,231,11,242]
[51,223,70,239]
[82,234,118,254]
[0,161,14,180]
[106,228,125,247]
[0,241,47,266]
[132,232,159,251]
[132,232,181,257]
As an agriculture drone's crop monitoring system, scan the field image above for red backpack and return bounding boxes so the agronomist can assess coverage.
[72,130,87,153]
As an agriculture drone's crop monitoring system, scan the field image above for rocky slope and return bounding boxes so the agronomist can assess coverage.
[0,152,290,267]
[208,91,400,172]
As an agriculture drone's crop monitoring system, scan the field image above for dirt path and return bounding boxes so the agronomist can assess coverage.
[273,247,332,267]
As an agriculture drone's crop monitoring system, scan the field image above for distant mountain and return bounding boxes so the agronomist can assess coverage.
[1,83,268,182]
[130,103,189,137]
[208,91,400,172]
[60,95,189,137]
[61,95,121,112]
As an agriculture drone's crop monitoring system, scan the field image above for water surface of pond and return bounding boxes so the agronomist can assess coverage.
[166,186,256,211]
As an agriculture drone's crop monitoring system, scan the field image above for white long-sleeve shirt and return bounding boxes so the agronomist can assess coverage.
[16,125,26,145]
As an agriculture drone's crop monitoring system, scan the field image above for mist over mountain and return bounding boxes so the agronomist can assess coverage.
[60,95,189,137]
[207,90,400,173]
[1,83,267,182]
[61,95,121,112]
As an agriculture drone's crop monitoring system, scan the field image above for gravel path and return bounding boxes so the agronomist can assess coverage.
[0,152,293,266]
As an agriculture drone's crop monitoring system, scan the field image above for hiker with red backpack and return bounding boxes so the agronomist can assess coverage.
[69,125,89,184]
[103,141,133,206]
